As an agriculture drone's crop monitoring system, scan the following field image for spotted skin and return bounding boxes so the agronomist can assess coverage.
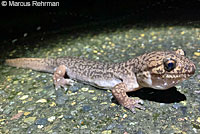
[5,49,196,113]
[112,83,145,113]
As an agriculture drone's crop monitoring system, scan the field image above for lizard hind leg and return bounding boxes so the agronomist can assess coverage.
[111,83,145,113]
[53,65,75,91]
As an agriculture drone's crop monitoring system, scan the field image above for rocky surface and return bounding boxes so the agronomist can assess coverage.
[0,21,199,133]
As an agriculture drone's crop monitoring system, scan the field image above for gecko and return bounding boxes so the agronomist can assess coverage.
[5,49,196,113]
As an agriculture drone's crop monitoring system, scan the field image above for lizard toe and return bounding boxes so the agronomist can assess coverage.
[125,98,145,113]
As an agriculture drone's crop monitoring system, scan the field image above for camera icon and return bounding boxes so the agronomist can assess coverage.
[1,1,7,6]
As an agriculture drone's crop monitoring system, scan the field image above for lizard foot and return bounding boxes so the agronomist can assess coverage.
[124,98,145,113]
[53,65,75,91]
[112,82,145,113]
[54,77,75,91]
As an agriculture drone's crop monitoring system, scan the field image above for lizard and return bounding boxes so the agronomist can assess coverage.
[5,49,196,113]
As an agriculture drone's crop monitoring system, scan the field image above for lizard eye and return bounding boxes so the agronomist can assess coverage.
[163,58,176,72]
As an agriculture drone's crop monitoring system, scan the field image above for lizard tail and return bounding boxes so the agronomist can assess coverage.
[5,58,56,73]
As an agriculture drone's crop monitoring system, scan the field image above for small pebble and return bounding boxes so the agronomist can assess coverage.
[92,97,97,100]
[71,101,76,106]
[194,52,200,56]
[180,101,187,106]
[64,115,73,119]
[26,105,36,111]
[197,117,200,123]
[159,103,165,106]
[69,85,80,93]
[180,106,187,115]
[24,117,36,124]
[107,123,115,130]
[37,125,44,129]
[19,95,29,100]
[82,105,91,112]
[110,103,116,107]
[197,75,200,80]
[102,130,112,134]
[24,112,31,116]
[88,90,95,93]
[136,129,144,134]
[36,26,41,31]
[172,103,181,109]
[48,116,56,122]
[58,115,63,118]
[3,107,13,114]
[35,118,48,125]
[55,90,64,97]
[123,114,127,118]
[13,81,19,84]
[12,39,18,43]
[52,132,59,134]
[78,95,85,100]
[36,99,47,103]
[11,127,20,132]
[56,96,68,105]
[50,102,56,107]
[100,102,107,105]
[81,87,89,92]
[10,112,24,120]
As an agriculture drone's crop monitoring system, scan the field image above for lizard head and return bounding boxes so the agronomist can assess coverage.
[136,49,196,89]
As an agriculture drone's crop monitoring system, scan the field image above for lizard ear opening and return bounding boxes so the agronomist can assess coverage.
[163,58,176,72]
[176,49,185,56]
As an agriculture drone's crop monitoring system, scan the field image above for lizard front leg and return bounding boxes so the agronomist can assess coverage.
[112,83,145,113]
[53,65,75,90]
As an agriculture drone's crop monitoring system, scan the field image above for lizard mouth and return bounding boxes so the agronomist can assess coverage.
[164,73,194,79]
[151,73,193,90]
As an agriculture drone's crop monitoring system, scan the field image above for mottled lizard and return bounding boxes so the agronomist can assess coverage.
[5,49,196,113]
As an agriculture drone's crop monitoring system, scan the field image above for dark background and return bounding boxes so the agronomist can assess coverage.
[0,0,200,43]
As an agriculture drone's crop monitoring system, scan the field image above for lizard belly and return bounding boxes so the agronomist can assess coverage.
[76,77,122,89]
[90,78,122,89]
[67,70,122,89]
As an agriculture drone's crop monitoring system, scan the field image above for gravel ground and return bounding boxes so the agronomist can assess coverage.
[0,21,200,134]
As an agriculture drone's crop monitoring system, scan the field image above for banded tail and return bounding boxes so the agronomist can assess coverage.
[5,58,57,73]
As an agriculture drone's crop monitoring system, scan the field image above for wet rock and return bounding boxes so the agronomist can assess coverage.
[180,106,187,115]
[26,105,36,111]
[136,129,145,134]
[64,115,73,119]
[19,95,29,100]
[3,106,13,114]
[35,118,48,125]
[26,125,37,134]
[172,103,181,109]
[82,105,91,112]
[55,90,68,105]
[197,75,200,80]
[44,85,54,90]
[56,96,68,105]
[102,130,112,134]
[78,95,86,100]
[69,85,80,93]
[11,127,20,132]
[24,117,36,124]
[48,116,56,122]
[55,90,64,97]
[107,123,116,129]
[36,99,47,103]
[52,132,59,134]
